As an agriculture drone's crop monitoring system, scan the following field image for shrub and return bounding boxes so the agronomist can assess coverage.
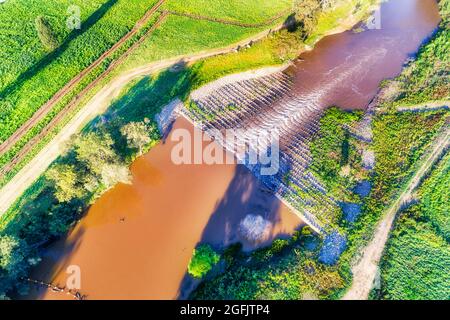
[188,244,220,279]
[35,16,59,51]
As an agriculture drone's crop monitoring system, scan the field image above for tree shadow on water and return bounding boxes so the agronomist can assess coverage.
[176,164,301,299]
[23,226,86,300]
[0,0,119,100]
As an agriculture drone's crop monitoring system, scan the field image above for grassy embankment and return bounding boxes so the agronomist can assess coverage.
[192,0,450,300]
[374,153,449,300]
[0,0,292,187]
[0,0,379,298]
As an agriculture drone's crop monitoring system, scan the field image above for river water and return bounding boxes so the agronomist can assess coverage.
[28,0,440,300]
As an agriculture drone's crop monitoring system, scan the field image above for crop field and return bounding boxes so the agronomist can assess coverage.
[0,0,293,187]
[0,0,160,142]
[0,0,101,91]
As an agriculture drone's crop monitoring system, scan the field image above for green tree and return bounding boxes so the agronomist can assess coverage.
[46,164,83,203]
[293,0,322,38]
[72,132,118,175]
[0,235,25,273]
[35,15,59,51]
[188,244,220,279]
[120,121,153,155]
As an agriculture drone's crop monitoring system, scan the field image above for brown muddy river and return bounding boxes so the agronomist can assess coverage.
[28,0,440,300]
[28,117,301,300]
[290,0,441,110]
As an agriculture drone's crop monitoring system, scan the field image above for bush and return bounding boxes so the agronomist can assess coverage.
[188,244,221,279]
[35,16,59,51]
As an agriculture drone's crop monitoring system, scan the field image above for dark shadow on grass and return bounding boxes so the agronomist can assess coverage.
[0,0,119,100]
[85,60,196,156]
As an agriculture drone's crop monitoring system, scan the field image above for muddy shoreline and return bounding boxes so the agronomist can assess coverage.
[26,0,441,300]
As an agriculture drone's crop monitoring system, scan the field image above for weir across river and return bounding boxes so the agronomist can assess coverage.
[178,67,340,234]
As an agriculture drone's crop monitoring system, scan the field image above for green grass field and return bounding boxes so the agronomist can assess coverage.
[377,153,450,300]
[0,0,102,91]
[0,0,160,143]
[0,0,292,187]
[162,0,292,24]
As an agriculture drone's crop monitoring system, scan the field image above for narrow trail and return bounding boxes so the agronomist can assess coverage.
[0,0,167,158]
[0,4,377,219]
[342,125,450,300]
[396,100,449,112]
[0,26,289,218]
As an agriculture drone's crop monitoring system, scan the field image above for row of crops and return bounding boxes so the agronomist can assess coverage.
[0,0,160,143]
[0,0,293,187]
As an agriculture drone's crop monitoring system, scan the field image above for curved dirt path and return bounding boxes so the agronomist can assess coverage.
[0,4,378,218]
[0,0,167,158]
[0,27,288,217]
[342,125,450,300]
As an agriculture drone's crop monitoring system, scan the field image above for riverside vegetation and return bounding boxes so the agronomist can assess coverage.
[191,0,449,300]
[2,0,447,300]
[0,0,292,186]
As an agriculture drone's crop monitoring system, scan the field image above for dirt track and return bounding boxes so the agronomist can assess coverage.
[0,26,289,217]
[0,0,167,158]
[342,126,450,300]
[0,4,377,218]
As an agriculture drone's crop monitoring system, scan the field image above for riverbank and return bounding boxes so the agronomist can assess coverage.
[0,0,293,188]
[0,0,386,299]
[26,117,303,300]
[190,0,446,300]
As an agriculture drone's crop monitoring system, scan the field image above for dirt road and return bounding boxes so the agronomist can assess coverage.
[0,0,167,158]
[342,126,450,300]
[0,4,377,218]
